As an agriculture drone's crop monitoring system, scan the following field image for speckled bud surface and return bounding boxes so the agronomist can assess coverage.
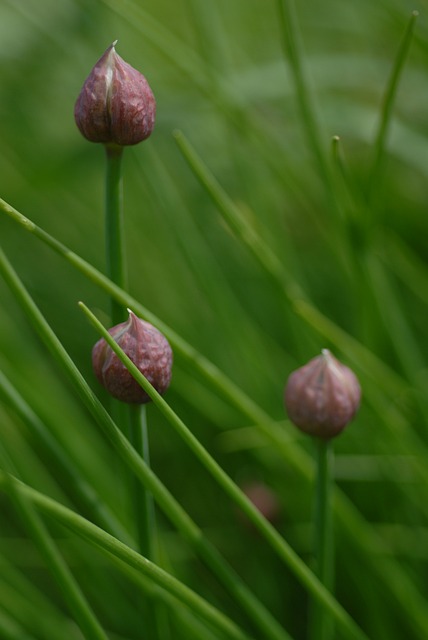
[92,311,172,404]
[284,349,361,439]
[74,43,156,146]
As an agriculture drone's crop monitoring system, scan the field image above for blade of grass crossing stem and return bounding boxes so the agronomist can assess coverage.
[0,447,109,640]
[2,201,428,635]
[0,474,253,640]
[0,196,407,402]
[105,143,158,637]
[79,301,369,640]
[0,246,291,640]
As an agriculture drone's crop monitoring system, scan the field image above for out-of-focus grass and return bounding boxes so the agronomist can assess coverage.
[0,0,428,638]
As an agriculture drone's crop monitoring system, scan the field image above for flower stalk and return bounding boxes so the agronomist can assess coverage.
[75,44,160,636]
[311,437,334,640]
[284,349,361,640]
[104,144,126,325]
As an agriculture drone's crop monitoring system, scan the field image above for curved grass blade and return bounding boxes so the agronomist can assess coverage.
[369,11,418,203]
[172,132,407,398]
[0,245,291,640]
[276,0,331,195]
[0,448,109,640]
[0,369,134,547]
[1,200,428,636]
[79,302,369,640]
[0,473,253,640]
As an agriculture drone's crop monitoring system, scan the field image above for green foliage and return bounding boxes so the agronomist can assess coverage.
[0,1,427,638]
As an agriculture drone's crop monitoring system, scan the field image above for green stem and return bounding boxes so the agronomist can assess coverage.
[128,405,156,559]
[104,144,126,325]
[128,397,165,639]
[105,144,160,634]
[105,143,155,555]
[310,439,334,640]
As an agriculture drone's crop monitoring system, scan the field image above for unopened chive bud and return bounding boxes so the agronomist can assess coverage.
[92,311,172,404]
[74,42,156,146]
[284,349,361,439]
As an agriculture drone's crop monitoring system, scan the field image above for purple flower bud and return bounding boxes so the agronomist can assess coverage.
[284,349,361,439]
[92,311,172,404]
[240,482,281,525]
[74,42,156,146]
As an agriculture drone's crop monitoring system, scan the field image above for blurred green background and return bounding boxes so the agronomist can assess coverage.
[0,0,428,638]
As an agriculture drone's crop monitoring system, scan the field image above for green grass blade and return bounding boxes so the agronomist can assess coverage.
[0,369,134,547]
[0,245,291,640]
[0,449,109,640]
[276,0,331,194]
[369,11,418,202]
[0,555,81,640]
[0,195,405,401]
[0,473,253,640]
[0,607,36,640]
[1,200,428,636]
[171,133,407,398]
[79,302,368,640]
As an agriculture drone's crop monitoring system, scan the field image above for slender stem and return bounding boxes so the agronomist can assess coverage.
[104,143,126,325]
[311,438,334,640]
[104,143,159,637]
[128,405,156,558]
[129,404,169,637]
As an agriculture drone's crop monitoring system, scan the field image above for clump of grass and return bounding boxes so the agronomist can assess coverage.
[0,2,427,639]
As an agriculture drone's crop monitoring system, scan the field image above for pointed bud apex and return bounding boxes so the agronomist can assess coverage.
[74,42,156,146]
[92,311,172,404]
[284,349,361,439]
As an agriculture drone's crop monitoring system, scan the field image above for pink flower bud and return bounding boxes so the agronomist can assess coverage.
[92,311,172,404]
[241,482,281,524]
[284,349,361,439]
[74,42,156,146]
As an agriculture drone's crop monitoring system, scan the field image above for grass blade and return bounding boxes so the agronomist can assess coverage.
[79,302,368,640]
[0,473,253,640]
[0,244,291,640]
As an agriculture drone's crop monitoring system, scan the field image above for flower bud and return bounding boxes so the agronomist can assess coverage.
[284,349,361,439]
[92,311,172,404]
[74,42,156,146]
[240,481,281,525]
